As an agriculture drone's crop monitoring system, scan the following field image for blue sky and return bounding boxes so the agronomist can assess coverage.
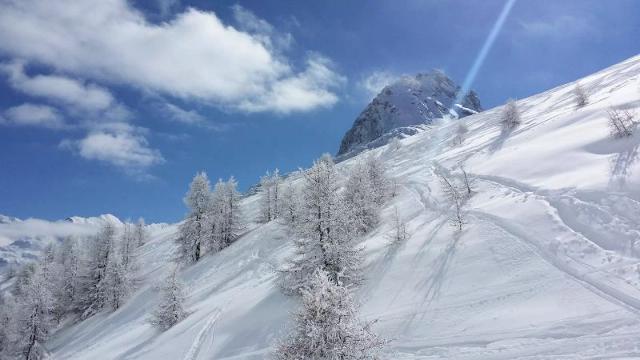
[0,0,638,223]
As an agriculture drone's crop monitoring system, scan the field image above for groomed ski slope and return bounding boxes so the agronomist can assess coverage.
[48,54,640,359]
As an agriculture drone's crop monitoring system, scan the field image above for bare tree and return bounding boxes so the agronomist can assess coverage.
[608,108,636,138]
[574,83,589,108]
[501,99,521,130]
[388,207,409,245]
[460,167,474,198]
[452,122,469,145]
[438,172,465,231]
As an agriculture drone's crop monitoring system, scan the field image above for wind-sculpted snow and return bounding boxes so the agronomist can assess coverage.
[20,54,640,358]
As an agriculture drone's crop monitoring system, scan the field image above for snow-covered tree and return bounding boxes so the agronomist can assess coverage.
[149,268,187,331]
[120,223,135,270]
[210,177,243,251]
[275,269,384,360]
[177,172,212,264]
[574,83,589,108]
[0,294,12,356]
[57,237,81,315]
[78,223,116,318]
[259,169,282,223]
[101,256,130,311]
[279,182,300,226]
[343,155,390,234]
[364,155,390,207]
[11,263,36,298]
[134,218,149,247]
[280,154,363,295]
[501,99,521,130]
[13,267,54,360]
[343,162,378,234]
[608,108,636,138]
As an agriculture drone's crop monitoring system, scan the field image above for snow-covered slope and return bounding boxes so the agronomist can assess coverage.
[40,54,640,359]
[338,70,481,157]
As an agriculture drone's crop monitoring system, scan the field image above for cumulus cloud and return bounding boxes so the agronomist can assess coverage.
[0,0,343,113]
[238,54,345,113]
[2,103,66,129]
[359,71,398,100]
[61,123,164,172]
[1,61,115,112]
[231,4,293,52]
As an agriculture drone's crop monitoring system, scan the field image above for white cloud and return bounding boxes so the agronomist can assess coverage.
[359,71,398,100]
[0,0,342,113]
[164,103,206,125]
[231,4,293,52]
[61,123,164,172]
[519,15,598,40]
[238,54,345,113]
[1,61,114,112]
[2,103,66,129]
[157,0,180,17]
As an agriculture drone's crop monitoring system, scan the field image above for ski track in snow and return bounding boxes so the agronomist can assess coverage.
[183,309,222,360]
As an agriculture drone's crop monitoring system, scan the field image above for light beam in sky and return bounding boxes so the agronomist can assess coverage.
[456,0,517,106]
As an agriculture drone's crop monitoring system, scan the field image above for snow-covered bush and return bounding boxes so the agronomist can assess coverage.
[607,108,636,138]
[501,99,521,130]
[574,83,589,108]
[149,268,187,332]
[275,269,384,360]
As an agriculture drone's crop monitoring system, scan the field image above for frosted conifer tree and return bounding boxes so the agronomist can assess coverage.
[78,223,116,318]
[364,155,390,206]
[177,172,212,264]
[150,268,187,331]
[102,257,130,311]
[343,162,378,234]
[279,182,300,226]
[58,237,80,314]
[281,154,362,295]
[210,177,243,251]
[14,268,54,360]
[275,269,384,360]
[259,169,282,222]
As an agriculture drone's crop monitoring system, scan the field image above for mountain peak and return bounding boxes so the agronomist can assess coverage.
[337,70,481,156]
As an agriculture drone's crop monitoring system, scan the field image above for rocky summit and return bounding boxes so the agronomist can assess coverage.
[337,70,481,156]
